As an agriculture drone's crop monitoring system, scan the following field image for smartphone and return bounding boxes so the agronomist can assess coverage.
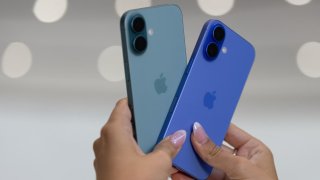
[120,5,187,153]
[158,20,255,179]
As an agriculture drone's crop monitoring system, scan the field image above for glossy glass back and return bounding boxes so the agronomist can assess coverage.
[120,5,187,153]
[159,20,255,179]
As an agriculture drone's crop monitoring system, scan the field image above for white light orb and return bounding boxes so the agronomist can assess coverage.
[33,0,68,23]
[98,46,125,82]
[285,0,312,6]
[115,0,151,17]
[197,0,235,16]
[297,42,320,78]
[2,42,33,78]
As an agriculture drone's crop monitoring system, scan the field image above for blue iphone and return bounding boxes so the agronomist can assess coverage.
[120,5,187,153]
[159,20,255,179]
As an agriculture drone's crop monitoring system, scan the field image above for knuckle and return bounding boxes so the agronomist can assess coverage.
[154,139,176,162]
[165,141,177,156]
[156,150,172,165]
[100,124,114,138]
[264,145,273,155]
[264,145,275,160]
[100,125,108,137]
[113,100,131,119]
[93,159,97,169]
[203,153,213,163]
[203,141,220,161]
[116,98,127,108]
[93,138,100,152]
[255,139,274,159]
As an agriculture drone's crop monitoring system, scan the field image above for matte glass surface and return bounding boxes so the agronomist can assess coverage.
[120,5,187,153]
[159,20,255,179]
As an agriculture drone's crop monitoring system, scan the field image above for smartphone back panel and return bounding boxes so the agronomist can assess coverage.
[159,20,255,179]
[120,5,187,153]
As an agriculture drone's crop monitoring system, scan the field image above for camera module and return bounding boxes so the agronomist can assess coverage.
[133,35,147,53]
[213,26,225,41]
[131,16,145,33]
[206,42,219,59]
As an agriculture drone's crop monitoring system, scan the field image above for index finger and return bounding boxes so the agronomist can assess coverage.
[100,98,133,138]
[99,98,143,155]
[107,98,131,125]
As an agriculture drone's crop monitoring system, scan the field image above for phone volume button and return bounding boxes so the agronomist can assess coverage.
[125,73,130,82]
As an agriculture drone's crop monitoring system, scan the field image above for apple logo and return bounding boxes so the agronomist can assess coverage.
[154,73,168,94]
[203,91,217,109]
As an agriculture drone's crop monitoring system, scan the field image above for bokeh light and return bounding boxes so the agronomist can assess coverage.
[297,42,320,78]
[285,0,312,6]
[115,0,151,17]
[33,0,68,23]
[197,0,234,16]
[1,42,33,78]
[97,46,125,82]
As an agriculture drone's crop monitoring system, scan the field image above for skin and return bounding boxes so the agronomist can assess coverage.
[172,123,278,180]
[93,98,186,180]
[93,99,278,180]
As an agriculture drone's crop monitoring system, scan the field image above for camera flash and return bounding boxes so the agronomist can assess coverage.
[222,46,228,54]
[148,28,154,36]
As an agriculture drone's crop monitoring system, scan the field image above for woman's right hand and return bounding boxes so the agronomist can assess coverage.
[172,122,278,180]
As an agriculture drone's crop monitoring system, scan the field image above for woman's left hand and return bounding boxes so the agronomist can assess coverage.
[93,98,186,180]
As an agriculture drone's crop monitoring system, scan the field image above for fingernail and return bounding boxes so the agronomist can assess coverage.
[193,122,208,145]
[170,130,187,148]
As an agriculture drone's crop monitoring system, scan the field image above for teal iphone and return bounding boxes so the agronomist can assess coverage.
[120,5,187,153]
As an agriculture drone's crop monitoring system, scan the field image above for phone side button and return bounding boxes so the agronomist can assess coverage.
[131,120,136,138]
[129,106,137,140]
[125,73,130,83]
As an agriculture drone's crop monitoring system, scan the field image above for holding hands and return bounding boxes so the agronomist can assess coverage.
[93,99,277,180]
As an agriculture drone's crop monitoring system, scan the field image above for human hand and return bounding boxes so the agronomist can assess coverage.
[93,98,187,180]
[172,122,278,180]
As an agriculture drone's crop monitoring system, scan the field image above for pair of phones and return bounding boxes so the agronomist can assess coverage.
[120,5,255,179]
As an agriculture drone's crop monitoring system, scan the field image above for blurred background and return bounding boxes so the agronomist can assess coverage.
[0,0,319,179]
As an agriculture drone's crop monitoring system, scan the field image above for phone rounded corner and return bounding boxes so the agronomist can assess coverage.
[120,11,131,28]
[170,4,183,15]
[247,42,256,61]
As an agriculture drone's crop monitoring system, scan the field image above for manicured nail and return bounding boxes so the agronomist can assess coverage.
[170,130,187,148]
[193,122,208,145]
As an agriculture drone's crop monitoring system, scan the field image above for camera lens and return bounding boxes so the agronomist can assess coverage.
[131,16,145,33]
[213,26,225,41]
[206,42,219,58]
[133,35,147,53]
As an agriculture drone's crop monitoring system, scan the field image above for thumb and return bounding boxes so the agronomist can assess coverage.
[191,122,249,177]
[149,130,187,169]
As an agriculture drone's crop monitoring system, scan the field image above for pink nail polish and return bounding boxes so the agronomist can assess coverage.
[170,130,187,148]
[193,122,208,145]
